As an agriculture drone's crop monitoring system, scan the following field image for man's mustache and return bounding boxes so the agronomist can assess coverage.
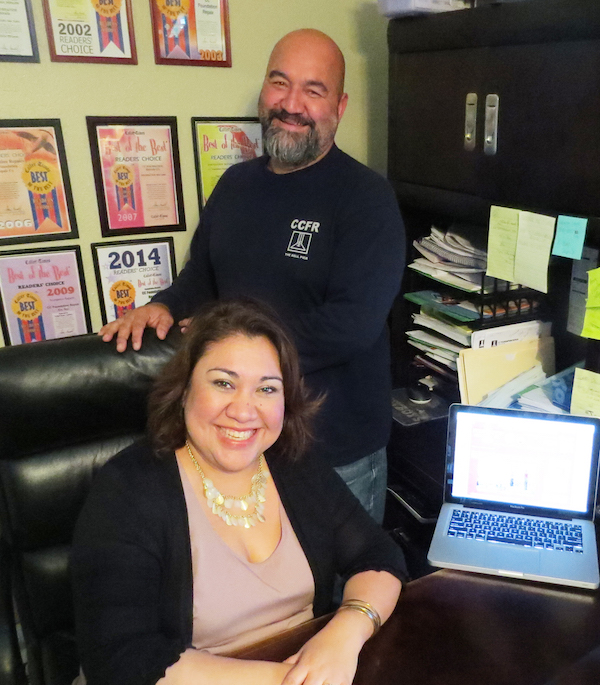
[267,109,315,129]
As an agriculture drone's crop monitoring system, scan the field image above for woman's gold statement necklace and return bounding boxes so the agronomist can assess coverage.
[185,441,267,528]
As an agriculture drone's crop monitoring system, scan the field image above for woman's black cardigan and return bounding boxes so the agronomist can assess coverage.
[71,442,408,685]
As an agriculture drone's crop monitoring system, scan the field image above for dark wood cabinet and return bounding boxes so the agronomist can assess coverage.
[386,0,600,530]
[389,0,600,220]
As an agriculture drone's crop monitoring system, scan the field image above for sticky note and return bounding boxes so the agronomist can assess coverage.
[587,267,600,309]
[486,206,518,282]
[570,367,600,418]
[552,215,587,260]
[513,211,556,293]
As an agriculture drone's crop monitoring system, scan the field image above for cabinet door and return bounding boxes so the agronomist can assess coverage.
[481,40,600,215]
[387,0,600,216]
[388,48,488,197]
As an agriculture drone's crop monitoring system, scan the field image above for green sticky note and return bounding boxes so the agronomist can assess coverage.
[513,211,556,293]
[587,267,600,309]
[581,308,600,341]
[552,215,587,260]
[486,206,519,282]
[571,367,600,417]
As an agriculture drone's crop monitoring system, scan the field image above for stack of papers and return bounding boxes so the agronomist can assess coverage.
[515,363,582,414]
[409,226,490,292]
[457,337,555,405]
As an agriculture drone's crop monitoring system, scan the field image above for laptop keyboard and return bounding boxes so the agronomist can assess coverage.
[447,509,584,553]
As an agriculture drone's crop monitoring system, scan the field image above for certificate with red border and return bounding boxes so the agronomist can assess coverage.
[150,0,231,67]
[87,117,186,237]
[0,246,91,346]
[42,0,137,64]
[0,120,78,245]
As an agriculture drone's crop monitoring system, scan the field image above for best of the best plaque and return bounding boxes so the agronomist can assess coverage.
[0,120,78,245]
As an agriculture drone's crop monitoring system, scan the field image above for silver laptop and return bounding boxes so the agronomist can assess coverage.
[428,404,600,589]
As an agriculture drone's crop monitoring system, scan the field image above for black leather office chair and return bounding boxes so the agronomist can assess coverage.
[0,330,180,685]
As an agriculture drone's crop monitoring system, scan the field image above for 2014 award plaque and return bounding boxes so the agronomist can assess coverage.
[87,116,186,237]
[91,237,176,325]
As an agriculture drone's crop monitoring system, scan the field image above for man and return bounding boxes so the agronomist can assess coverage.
[100,29,405,522]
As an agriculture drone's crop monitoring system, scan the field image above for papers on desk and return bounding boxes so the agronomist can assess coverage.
[515,362,582,414]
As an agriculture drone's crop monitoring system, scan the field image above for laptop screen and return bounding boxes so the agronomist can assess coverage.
[446,405,600,519]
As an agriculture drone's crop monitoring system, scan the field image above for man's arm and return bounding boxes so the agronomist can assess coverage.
[289,175,405,375]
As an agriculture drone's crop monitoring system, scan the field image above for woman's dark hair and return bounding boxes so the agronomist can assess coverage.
[148,299,322,461]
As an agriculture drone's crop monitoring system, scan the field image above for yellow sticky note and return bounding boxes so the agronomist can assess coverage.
[570,367,600,417]
[586,267,600,309]
[513,211,556,293]
[486,206,518,282]
[581,307,600,340]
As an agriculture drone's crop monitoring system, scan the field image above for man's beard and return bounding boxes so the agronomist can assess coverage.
[259,107,324,168]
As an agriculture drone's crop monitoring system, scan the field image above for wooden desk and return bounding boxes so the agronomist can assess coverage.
[236,570,600,685]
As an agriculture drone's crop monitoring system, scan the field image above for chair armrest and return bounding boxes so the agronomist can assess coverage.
[0,542,27,685]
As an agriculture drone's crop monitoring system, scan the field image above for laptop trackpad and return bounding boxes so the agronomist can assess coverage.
[486,546,541,575]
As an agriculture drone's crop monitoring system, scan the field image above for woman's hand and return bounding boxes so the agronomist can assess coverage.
[281,610,370,685]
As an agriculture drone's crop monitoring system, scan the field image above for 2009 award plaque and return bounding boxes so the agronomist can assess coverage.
[0,245,91,345]
[42,0,137,64]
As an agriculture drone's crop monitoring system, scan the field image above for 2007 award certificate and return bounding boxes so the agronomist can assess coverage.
[0,120,78,245]
[42,0,137,64]
[0,246,90,345]
[88,117,186,237]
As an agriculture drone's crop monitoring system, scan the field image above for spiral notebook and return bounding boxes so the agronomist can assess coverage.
[428,404,600,589]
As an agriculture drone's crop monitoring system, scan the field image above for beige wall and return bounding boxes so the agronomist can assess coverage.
[0,0,390,343]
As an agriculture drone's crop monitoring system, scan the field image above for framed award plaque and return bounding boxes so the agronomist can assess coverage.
[0,245,91,345]
[42,0,137,64]
[0,119,78,245]
[87,116,186,237]
[150,0,231,67]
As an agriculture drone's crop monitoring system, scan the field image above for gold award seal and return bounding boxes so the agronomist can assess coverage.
[21,160,57,195]
[11,292,43,321]
[92,0,123,18]
[111,164,134,188]
[109,280,136,307]
[156,0,190,21]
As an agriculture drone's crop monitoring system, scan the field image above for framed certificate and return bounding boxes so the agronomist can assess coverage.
[87,116,186,237]
[91,237,176,325]
[42,0,137,64]
[0,0,39,62]
[192,118,262,206]
[0,245,91,345]
[150,0,231,67]
[0,120,78,245]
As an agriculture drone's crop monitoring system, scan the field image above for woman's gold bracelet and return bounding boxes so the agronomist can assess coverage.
[336,599,382,637]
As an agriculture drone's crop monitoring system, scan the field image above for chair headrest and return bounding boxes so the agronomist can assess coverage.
[0,329,181,459]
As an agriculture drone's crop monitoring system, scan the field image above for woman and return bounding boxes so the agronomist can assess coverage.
[72,299,407,685]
